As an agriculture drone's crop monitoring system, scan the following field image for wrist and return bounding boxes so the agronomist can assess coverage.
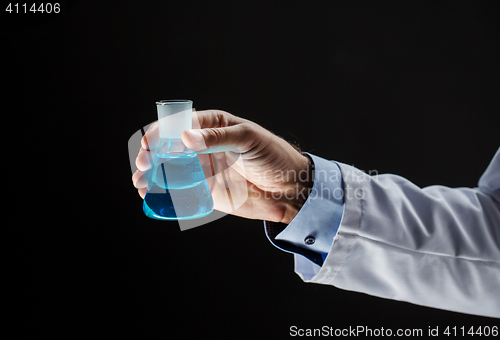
[281,154,314,224]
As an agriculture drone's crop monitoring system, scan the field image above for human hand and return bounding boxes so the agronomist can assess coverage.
[132,110,313,224]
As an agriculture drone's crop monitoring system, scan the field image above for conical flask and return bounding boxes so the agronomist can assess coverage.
[143,100,214,220]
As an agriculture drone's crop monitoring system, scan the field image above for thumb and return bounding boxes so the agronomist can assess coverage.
[182,124,254,153]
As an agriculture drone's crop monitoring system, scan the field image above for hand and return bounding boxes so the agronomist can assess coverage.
[132,110,313,224]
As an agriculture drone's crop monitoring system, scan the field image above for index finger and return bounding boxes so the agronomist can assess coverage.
[193,110,246,129]
[143,110,245,150]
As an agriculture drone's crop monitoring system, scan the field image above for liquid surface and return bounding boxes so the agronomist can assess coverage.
[143,153,213,220]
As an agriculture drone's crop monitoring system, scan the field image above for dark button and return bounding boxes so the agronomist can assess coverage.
[304,235,315,245]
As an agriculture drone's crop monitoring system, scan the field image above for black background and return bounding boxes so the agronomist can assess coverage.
[4,0,500,338]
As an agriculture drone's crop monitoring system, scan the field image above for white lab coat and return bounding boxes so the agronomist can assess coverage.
[295,147,500,318]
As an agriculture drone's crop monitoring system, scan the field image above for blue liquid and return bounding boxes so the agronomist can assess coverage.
[143,153,214,220]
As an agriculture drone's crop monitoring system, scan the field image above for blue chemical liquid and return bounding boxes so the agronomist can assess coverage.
[143,153,214,220]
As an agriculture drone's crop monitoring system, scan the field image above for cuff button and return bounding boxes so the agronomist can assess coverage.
[304,235,315,245]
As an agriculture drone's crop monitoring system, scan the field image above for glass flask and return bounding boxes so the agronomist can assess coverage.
[143,100,214,220]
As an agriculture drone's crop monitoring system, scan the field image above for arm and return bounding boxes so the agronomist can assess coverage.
[132,111,500,317]
[295,148,500,318]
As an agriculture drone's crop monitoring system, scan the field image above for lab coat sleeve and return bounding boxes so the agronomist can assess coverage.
[297,147,500,318]
[264,153,344,266]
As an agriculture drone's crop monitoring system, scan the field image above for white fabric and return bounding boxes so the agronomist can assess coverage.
[295,147,500,318]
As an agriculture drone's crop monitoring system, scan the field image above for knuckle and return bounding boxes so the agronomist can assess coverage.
[206,127,226,143]
[206,109,230,127]
[215,110,232,127]
[239,122,257,139]
[237,123,259,151]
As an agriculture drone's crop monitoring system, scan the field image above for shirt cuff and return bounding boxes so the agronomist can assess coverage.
[264,153,345,266]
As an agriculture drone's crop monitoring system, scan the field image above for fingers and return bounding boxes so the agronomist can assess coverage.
[134,153,213,199]
[138,187,147,199]
[193,110,246,129]
[141,121,159,151]
[181,123,257,154]
[136,147,156,171]
[132,169,149,189]
[141,111,242,153]
[143,110,247,154]
[134,110,254,200]
[132,169,149,199]
[145,110,239,149]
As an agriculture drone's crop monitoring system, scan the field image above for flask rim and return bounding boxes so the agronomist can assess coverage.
[156,100,193,105]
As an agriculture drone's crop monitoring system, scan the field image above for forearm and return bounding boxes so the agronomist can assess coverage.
[305,161,500,317]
